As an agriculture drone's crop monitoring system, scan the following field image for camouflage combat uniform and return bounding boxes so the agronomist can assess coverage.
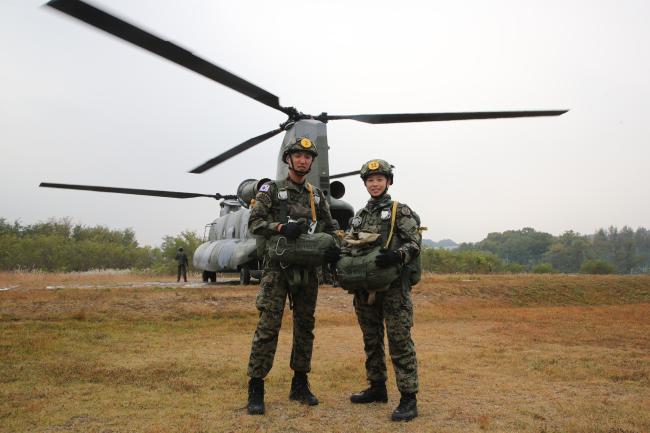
[175,249,189,282]
[247,177,337,379]
[350,193,421,394]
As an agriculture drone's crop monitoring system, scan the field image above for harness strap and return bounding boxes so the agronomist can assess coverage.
[383,201,399,249]
[306,183,317,224]
[278,187,289,223]
[284,267,307,310]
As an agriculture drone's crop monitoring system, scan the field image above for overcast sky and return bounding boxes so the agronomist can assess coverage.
[2,0,649,246]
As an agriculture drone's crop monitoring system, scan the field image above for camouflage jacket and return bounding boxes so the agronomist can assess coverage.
[174,251,188,266]
[249,177,338,240]
[347,194,421,264]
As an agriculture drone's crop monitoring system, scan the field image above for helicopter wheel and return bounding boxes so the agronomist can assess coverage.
[202,270,217,283]
[240,267,251,285]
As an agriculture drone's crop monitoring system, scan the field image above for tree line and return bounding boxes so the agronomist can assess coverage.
[0,218,201,273]
[436,226,650,274]
[2,217,648,274]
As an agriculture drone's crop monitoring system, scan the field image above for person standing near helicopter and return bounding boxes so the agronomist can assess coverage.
[245,137,340,415]
[175,247,189,282]
[341,159,421,422]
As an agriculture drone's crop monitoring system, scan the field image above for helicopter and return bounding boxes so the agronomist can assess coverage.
[39,0,567,284]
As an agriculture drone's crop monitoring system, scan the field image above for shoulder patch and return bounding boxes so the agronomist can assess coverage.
[259,183,270,193]
[401,206,411,216]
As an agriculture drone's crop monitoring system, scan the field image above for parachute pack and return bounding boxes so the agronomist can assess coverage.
[337,201,422,303]
[266,232,337,267]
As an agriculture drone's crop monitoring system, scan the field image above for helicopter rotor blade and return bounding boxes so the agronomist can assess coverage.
[322,110,568,124]
[40,182,236,200]
[189,126,284,174]
[329,170,361,180]
[46,0,287,114]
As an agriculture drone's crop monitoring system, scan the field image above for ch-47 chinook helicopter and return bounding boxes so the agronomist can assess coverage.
[39,0,567,284]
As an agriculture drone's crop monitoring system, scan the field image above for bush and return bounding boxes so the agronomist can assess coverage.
[531,263,556,274]
[421,248,503,273]
[579,259,616,274]
[503,263,525,273]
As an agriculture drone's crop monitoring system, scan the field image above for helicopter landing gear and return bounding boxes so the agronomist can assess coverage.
[202,270,217,283]
[240,267,251,285]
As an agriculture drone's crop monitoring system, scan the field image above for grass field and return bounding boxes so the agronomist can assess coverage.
[1,272,649,433]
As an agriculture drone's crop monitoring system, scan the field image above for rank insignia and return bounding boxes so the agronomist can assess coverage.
[368,160,380,170]
[380,209,391,220]
[300,138,313,148]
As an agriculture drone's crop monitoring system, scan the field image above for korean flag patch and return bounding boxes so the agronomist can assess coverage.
[259,183,270,193]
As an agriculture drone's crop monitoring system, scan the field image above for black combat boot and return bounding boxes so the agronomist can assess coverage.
[289,372,319,406]
[247,378,265,415]
[391,392,418,421]
[350,381,388,404]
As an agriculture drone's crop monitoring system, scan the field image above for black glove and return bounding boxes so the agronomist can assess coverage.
[324,247,341,264]
[375,249,402,268]
[280,221,302,240]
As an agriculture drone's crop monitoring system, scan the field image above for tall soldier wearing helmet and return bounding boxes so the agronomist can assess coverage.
[245,137,340,415]
[343,159,421,421]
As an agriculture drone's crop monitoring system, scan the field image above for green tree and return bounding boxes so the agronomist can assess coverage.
[460,227,553,268]
[613,226,638,274]
[542,230,591,273]
[590,226,642,274]
[0,217,159,272]
[155,230,203,274]
[634,227,650,272]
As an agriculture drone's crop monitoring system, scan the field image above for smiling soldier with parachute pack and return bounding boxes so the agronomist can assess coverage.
[336,159,422,422]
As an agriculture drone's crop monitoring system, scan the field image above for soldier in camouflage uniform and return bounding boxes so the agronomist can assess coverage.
[348,159,421,421]
[246,137,339,415]
[175,247,189,282]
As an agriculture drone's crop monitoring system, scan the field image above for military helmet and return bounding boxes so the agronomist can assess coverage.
[282,137,318,162]
[360,159,394,184]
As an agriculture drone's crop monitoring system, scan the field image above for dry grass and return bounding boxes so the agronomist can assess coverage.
[1,273,649,433]
[0,270,231,290]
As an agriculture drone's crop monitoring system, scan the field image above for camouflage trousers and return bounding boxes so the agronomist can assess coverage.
[247,268,319,379]
[176,265,187,282]
[353,281,419,394]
